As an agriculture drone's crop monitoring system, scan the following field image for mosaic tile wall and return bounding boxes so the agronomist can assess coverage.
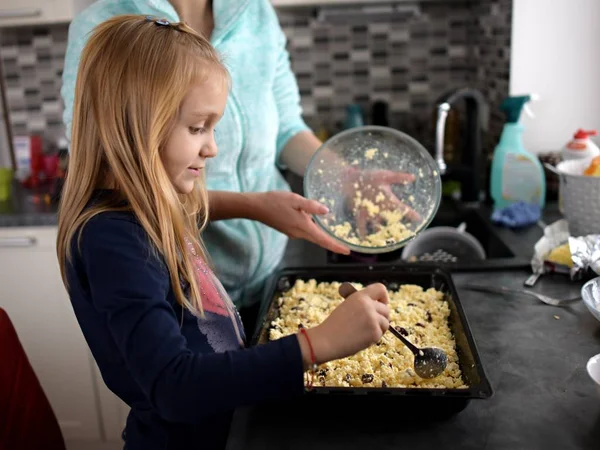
[473,0,513,157]
[0,0,512,156]
[0,25,68,140]
[280,0,513,153]
[280,2,477,147]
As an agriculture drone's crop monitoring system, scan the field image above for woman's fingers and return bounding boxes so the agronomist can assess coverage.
[304,219,351,255]
[294,194,329,215]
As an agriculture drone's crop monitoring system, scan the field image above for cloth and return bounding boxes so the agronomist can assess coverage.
[491,201,541,228]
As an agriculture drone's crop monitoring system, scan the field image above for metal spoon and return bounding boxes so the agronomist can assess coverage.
[338,282,448,379]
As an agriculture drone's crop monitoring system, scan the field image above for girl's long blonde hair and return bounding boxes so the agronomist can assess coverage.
[57,15,228,315]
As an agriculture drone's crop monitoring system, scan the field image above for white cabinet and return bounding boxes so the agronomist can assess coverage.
[0,0,94,27]
[273,0,400,5]
[0,226,101,441]
[272,0,467,6]
[0,0,73,26]
[95,363,130,443]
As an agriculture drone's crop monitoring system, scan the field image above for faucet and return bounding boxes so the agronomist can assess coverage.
[434,87,489,204]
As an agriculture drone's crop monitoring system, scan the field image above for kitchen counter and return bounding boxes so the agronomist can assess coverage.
[3,177,599,448]
[0,182,57,227]
[226,237,600,449]
[0,174,563,233]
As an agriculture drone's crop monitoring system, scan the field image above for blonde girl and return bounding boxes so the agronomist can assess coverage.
[57,15,390,450]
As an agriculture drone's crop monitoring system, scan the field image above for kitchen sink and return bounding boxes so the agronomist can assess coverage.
[426,207,515,259]
[326,202,528,270]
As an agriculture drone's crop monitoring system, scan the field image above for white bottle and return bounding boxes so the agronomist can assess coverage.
[561,129,600,161]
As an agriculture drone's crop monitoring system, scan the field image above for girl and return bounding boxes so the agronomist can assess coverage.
[57,15,390,450]
[61,1,412,337]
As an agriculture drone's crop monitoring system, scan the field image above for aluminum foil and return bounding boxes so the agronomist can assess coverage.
[532,220,571,276]
[570,234,600,276]
[531,219,600,280]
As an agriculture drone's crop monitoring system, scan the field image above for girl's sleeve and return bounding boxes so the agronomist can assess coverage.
[79,217,304,424]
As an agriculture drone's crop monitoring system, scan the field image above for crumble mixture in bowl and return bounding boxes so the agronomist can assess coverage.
[304,126,442,254]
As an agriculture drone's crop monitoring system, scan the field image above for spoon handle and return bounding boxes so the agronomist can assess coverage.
[388,326,420,355]
[339,282,421,355]
[338,282,358,299]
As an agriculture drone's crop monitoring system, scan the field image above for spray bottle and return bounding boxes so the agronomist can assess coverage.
[490,94,546,211]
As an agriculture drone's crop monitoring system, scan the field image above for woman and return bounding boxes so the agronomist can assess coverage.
[61,0,404,330]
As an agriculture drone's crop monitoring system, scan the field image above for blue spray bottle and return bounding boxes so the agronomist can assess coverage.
[489,95,546,211]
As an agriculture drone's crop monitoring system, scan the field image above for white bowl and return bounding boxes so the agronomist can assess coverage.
[581,277,600,323]
[587,353,600,396]
[556,157,594,177]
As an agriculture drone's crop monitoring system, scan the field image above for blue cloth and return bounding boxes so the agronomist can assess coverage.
[491,201,541,228]
[61,0,310,307]
[65,194,303,450]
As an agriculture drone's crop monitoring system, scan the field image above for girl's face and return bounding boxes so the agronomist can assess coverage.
[162,75,227,194]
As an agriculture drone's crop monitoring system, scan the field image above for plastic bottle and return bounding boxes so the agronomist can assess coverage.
[344,104,364,129]
[490,95,546,211]
[561,129,600,161]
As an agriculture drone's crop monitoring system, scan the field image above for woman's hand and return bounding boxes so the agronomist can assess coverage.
[298,283,390,366]
[248,191,350,255]
[342,169,421,238]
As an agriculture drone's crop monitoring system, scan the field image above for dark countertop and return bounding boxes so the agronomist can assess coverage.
[4,177,599,447]
[226,215,600,450]
[0,171,563,232]
[0,182,57,227]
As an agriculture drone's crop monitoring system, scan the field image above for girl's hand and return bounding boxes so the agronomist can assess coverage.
[298,283,390,366]
[249,191,350,255]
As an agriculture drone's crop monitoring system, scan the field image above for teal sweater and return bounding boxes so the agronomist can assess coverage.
[61,0,309,307]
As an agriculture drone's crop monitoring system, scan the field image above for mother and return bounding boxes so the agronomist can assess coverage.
[61,0,403,330]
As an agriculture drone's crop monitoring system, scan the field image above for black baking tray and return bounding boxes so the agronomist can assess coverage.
[252,265,493,419]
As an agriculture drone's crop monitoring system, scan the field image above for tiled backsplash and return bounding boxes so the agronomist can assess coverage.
[280,0,512,153]
[0,0,512,156]
[0,25,68,141]
[472,0,512,155]
[280,3,477,141]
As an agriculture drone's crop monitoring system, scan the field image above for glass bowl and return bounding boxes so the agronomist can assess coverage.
[587,353,600,397]
[304,126,442,254]
[582,277,600,323]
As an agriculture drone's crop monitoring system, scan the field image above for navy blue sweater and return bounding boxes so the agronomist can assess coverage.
[65,207,303,449]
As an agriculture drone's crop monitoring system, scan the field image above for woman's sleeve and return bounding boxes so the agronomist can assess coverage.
[61,2,127,142]
[271,16,311,163]
[61,12,96,142]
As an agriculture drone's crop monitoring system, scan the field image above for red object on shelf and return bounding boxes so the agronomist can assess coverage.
[0,308,66,450]
[29,136,44,188]
[44,154,60,180]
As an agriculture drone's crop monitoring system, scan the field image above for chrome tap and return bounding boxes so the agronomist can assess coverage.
[434,88,489,203]
[435,102,451,175]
